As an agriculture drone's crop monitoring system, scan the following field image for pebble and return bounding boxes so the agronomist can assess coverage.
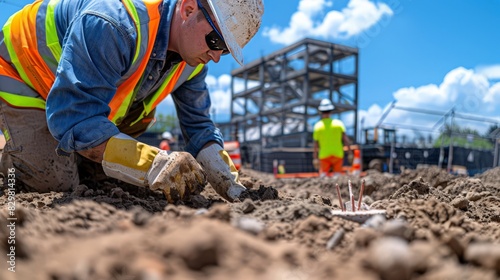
[71,184,88,197]
[241,199,256,214]
[326,228,345,250]
[366,237,413,280]
[382,219,413,241]
[362,214,386,229]
[233,217,264,235]
[451,197,469,210]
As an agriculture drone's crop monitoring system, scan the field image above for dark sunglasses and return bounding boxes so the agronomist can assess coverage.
[197,0,230,55]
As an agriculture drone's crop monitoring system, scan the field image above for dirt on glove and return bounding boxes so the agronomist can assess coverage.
[1,166,499,280]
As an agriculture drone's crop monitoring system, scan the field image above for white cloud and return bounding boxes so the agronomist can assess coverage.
[263,0,393,45]
[298,0,332,16]
[360,67,500,136]
[358,103,384,127]
[485,82,500,104]
[475,64,500,80]
[206,74,232,118]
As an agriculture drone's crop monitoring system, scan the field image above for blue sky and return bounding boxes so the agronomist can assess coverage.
[2,0,500,140]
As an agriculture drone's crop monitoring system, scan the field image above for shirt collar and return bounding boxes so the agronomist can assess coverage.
[151,0,178,60]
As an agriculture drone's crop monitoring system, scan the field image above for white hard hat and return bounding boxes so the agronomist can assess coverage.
[318,99,334,112]
[162,131,173,140]
[207,0,264,66]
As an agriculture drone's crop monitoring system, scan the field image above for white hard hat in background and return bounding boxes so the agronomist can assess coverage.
[162,131,173,140]
[318,99,335,112]
[207,0,264,66]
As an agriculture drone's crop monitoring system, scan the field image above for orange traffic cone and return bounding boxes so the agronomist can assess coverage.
[351,149,361,176]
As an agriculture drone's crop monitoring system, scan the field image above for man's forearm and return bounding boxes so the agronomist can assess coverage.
[78,141,108,162]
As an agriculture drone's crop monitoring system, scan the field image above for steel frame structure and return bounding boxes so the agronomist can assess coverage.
[227,38,359,168]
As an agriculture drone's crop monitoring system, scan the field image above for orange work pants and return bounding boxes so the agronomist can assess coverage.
[319,155,344,175]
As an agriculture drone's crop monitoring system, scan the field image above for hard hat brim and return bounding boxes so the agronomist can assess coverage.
[318,105,335,111]
[206,0,244,66]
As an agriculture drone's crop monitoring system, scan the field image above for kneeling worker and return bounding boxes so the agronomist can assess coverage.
[0,0,264,202]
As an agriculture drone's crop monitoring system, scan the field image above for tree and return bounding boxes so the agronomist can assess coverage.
[434,123,493,149]
[485,124,500,144]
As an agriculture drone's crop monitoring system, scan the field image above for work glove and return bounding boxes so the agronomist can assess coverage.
[102,133,206,202]
[196,144,246,202]
[312,158,320,170]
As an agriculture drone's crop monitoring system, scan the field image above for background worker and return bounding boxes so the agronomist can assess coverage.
[313,99,351,177]
[0,0,264,202]
[160,131,175,151]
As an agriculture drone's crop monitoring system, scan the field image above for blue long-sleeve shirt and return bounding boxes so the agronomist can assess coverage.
[40,0,223,157]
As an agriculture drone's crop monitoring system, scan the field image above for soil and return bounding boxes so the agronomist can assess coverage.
[1,166,499,280]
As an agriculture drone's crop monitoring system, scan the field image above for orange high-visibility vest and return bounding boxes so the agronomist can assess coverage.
[0,0,204,126]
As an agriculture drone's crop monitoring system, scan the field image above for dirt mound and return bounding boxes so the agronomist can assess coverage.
[1,167,499,280]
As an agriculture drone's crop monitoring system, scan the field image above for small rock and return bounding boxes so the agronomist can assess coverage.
[308,194,331,206]
[451,197,469,210]
[365,237,413,280]
[296,190,310,199]
[362,176,377,195]
[190,194,210,208]
[83,189,95,197]
[363,214,386,229]
[233,217,264,235]
[326,228,345,250]
[241,199,256,214]
[465,191,490,202]
[131,207,152,226]
[110,187,125,198]
[410,178,430,194]
[195,208,208,215]
[382,219,413,241]
[71,184,88,197]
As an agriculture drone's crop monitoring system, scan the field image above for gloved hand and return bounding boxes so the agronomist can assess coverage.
[196,143,246,202]
[146,151,206,202]
[102,133,206,202]
[312,158,320,170]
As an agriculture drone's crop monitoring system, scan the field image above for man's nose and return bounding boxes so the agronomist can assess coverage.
[207,50,223,63]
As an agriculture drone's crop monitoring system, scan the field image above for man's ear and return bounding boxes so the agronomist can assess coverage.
[179,0,197,20]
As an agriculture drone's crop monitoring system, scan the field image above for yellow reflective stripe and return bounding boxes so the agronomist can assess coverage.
[112,100,130,124]
[187,64,204,80]
[2,16,35,90]
[132,63,182,127]
[0,91,46,109]
[2,128,11,142]
[46,0,62,62]
[129,63,203,127]
[122,0,141,64]
[109,0,143,125]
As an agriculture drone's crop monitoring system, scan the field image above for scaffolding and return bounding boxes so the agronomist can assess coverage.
[224,38,359,172]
